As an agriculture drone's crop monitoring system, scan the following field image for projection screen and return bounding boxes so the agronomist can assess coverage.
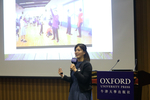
[0,0,135,77]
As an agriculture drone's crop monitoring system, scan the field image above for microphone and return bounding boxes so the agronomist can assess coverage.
[70,57,77,71]
[109,59,120,71]
[71,57,77,65]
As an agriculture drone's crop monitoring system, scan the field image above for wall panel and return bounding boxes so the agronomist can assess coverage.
[0,77,98,100]
[135,0,150,100]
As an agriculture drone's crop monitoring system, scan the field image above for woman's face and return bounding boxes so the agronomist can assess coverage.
[75,46,85,60]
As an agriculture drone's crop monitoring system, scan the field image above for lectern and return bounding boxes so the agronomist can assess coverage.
[91,70,150,100]
[134,71,150,100]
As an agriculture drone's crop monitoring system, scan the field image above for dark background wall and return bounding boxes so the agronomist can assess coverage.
[135,0,150,100]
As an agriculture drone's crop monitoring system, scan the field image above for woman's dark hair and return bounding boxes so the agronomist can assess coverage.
[74,43,90,61]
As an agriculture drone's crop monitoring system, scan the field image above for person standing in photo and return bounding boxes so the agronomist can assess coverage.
[39,18,44,35]
[46,17,53,37]
[66,9,72,35]
[20,16,27,42]
[50,8,59,42]
[75,8,83,37]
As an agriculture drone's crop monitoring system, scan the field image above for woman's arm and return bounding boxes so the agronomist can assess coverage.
[58,68,72,83]
[62,75,72,83]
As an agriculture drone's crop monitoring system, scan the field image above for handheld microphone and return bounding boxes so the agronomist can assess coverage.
[109,59,120,71]
[71,57,77,65]
[70,57,77,71]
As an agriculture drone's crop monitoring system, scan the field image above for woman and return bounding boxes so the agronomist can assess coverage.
[58,43,92,100]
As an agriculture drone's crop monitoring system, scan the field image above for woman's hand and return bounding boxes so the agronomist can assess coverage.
[58,68,63,77]
[70,64,77,72]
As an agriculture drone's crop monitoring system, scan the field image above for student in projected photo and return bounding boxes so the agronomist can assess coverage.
[20,16,27,42]
[16,18,20,39]
[58,43,93,100]
[46,17,53,38]
[66,9,72,35]
[75,8,83,38]
[50,8,60,43]
[39,18,44,35]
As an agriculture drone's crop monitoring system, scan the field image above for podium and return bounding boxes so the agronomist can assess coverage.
[91,70,150,100]
[134,71,150,100]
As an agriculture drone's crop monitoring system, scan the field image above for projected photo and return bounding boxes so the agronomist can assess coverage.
[16,0,92,48]
[4,0,113,60]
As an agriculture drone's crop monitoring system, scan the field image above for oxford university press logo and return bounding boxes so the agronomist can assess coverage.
[99,78,131,95]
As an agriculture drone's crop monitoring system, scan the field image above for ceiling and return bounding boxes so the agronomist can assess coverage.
[16,0,51,8]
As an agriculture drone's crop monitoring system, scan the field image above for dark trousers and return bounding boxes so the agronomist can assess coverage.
[52,27,59,41]
[40,24,43,34]
[67,18,71,34]
[67,23,71,34]
[78,22,82,37]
